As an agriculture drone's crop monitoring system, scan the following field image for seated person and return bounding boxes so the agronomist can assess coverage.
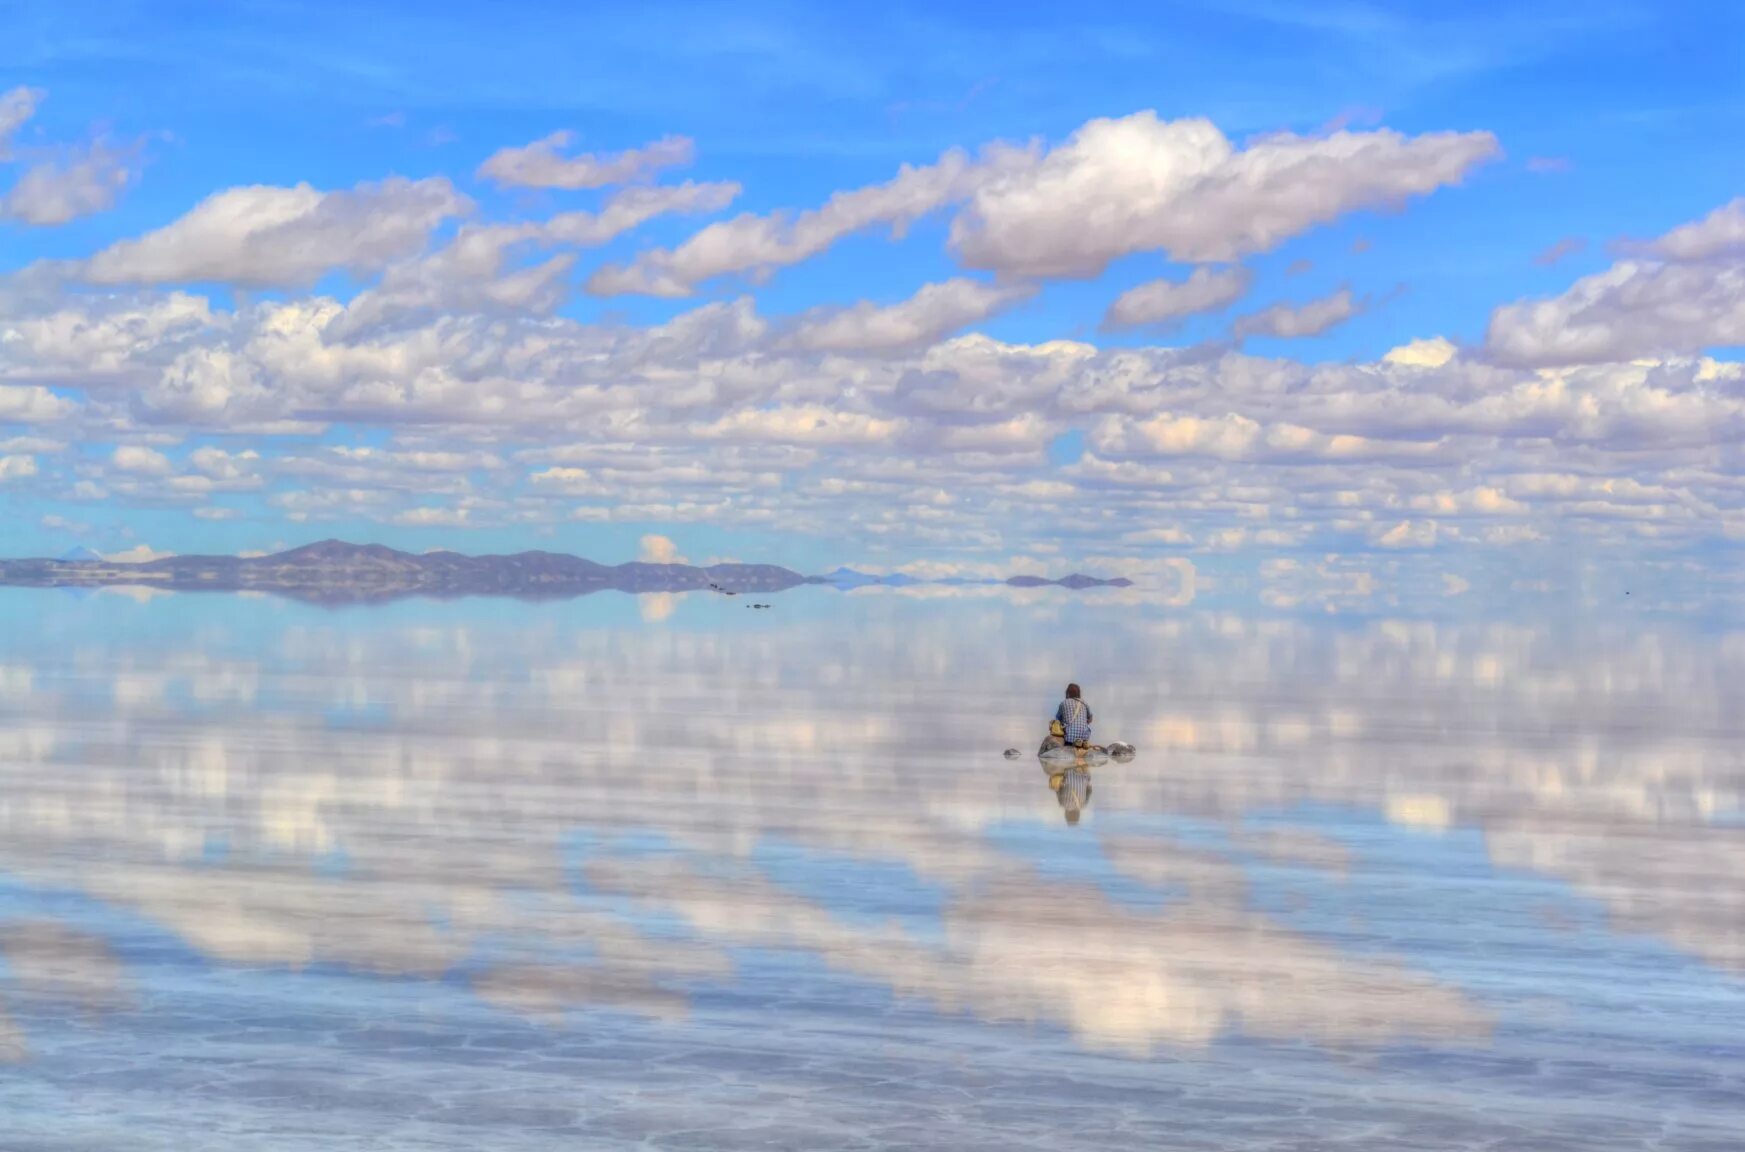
[1055,682,1094,748]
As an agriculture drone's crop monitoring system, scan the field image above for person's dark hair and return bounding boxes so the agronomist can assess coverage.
[1065,683,1081,699]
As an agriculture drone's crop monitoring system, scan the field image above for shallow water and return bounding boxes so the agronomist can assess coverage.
[1,586,1742,1149]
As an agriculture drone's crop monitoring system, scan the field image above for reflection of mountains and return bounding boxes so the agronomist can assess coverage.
[1,604,1740,1065]
[0,541,1135,604]
[0,540,813,603]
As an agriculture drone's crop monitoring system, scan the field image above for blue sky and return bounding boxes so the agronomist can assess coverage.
[1,0,1743,590]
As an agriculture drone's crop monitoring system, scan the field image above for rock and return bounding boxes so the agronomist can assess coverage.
[1106,741,1136,762]
[1040,744,1108,767]
[1002,749,1021,759]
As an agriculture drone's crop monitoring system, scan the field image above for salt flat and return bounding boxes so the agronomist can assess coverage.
[0,586,1740,1150]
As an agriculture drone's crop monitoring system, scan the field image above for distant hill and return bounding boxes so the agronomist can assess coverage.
[57,546,104,562]
[0,540,817,604]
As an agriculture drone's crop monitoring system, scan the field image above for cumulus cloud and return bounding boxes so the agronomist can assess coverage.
[1382,336,1456,368]
[337,181,739,333]
[1487,260,1745,366]
[1103,267,1252,330]
[638,534,685,564]
[0,87,137,225]
[3,138,137,226]
[592,113,1495,297]
[80,177,471,288]
[0,386,76,424]
[0,87,40,159]
[1645,198,1745,263]
[101,544,175,563]
[1374,519,1439,549]
[0,455,37,481]
[587,139,1039,297]
[1089,411,1440,464]
[785,278,1033,354]
[950,112,1499,277]
[1233,288,1360,340]
[392,506,471,527]
[1487,196,1745,367]
[478,132,694,190]
[111,445,173,475]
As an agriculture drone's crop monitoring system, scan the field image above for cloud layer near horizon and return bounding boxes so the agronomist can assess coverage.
[2,99,1743,578]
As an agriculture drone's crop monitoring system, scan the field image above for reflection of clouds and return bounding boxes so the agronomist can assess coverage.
[0,1007,21,1063]
[585,853,1486,1055]
[1488,824,1745,973]
[94,584,176,604]
[0,597,1740,1064]
[0,921,132,1014]
[638,592,682,622]
[0,921,132,1061]
[941,880,1485,1054]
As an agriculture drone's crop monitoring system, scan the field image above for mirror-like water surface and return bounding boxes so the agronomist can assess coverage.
[1,587,1742,1149]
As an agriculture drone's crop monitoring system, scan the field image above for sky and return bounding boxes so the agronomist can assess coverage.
[0,0,1743,595]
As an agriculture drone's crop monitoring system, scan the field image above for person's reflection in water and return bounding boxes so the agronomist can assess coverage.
[1048,765,1093,826]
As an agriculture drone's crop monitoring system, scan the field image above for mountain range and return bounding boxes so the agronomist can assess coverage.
[0,542,1132,604]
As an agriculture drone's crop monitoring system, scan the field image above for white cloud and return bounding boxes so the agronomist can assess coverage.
[1091,411,1439,464]
[112,445,173,475]
[3,138,136,226]
[0,386,76,424]
[638,534,685,564]
[1123,526,1194,546]
[1647,197,1745,263]
[0,455,37,481]
[785,278,1033,354]
[81,177,470,288]
[1383,336,1456,368]
[696,407,902,445]
[337,181,738,332]
[1374,520,1439,549]
[478,132,694,190]
[101,544,175,563]
[1486,196,1745,366]
[1487,260,1745,366]
[587,139,1038,297]
[392,507,471,527]
[1103,267,1252,330]
[189,447,259,480]
[0,87,41,160]
[1233,288,1360,340]
[950,112,1498,277]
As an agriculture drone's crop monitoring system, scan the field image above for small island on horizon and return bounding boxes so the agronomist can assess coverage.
[0,540,1135,605]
